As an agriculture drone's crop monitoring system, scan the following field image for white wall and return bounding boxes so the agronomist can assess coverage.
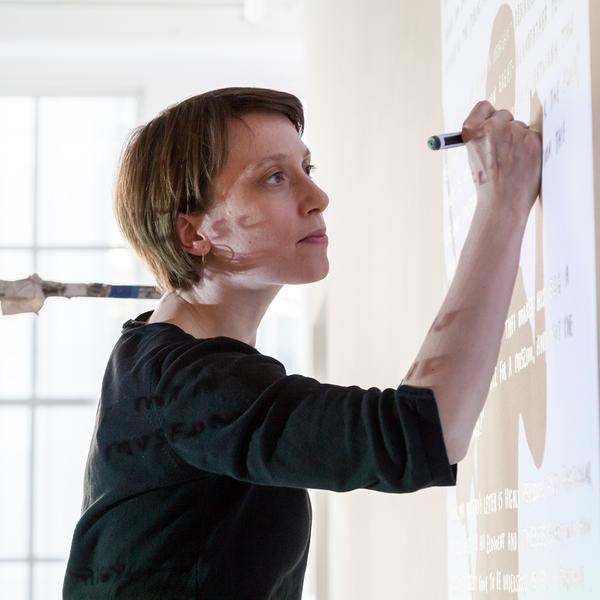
[304,1,450,598]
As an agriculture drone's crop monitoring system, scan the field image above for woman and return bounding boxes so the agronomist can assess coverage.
[63,87,541,598]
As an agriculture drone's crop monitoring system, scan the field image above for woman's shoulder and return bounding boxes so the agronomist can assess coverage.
[118,310,267,374]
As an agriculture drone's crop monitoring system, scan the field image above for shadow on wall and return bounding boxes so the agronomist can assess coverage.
[454,4,547,598]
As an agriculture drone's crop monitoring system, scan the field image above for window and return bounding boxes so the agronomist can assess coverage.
[0,95,155,599]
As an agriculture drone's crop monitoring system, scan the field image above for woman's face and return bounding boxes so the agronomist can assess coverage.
[185,110,330,288]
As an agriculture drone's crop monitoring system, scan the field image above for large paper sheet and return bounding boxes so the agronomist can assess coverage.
[441,1,600,597]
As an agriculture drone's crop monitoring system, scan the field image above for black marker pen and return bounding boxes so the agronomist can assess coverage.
[427,131,464,150]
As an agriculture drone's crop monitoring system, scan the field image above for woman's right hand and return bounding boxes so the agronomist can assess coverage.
[461,100,542,222]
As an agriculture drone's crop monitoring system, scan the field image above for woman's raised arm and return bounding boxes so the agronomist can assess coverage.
[402,100,542,463]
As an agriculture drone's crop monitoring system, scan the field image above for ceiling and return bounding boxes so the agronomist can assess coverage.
[0,0,306,57]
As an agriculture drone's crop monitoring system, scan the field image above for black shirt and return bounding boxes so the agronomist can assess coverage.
[63,310,457,599]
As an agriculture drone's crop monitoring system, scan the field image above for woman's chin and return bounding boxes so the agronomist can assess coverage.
[281,265,329,285]
[304,264,330,284]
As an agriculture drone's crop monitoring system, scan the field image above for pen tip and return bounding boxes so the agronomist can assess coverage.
[427,136,441,150]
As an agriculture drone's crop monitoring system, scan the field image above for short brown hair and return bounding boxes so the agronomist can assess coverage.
[113,87,305,293]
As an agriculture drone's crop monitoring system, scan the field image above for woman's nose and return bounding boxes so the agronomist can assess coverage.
[306,179,329,212]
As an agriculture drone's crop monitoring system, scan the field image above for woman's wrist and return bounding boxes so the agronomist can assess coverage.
[472,196,531,240]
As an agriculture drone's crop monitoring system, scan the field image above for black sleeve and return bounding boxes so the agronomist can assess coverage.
[147,337,457,493]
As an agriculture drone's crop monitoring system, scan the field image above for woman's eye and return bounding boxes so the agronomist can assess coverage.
[266,164,317,185]
[305,163,317,177]
[267,172,285,184]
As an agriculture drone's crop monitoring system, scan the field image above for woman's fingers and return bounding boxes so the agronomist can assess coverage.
[461,101,523,140]
[490,108,514,122]
[462,100,496,142]
[461,99,543,221]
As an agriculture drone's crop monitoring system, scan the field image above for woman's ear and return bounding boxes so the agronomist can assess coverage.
[175,214,211,256]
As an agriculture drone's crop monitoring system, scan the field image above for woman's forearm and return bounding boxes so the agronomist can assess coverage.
[402,202,528,464]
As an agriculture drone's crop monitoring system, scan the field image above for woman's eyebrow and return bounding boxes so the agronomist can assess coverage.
[248,149,311,171]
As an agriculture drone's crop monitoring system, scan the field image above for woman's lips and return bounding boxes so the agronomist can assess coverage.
[299,234,328,244]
